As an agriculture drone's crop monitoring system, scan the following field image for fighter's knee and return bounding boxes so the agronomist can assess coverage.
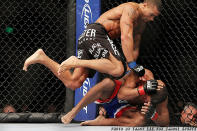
[64,81,82,90]
[110,63,124,77]
[63,82,74,90]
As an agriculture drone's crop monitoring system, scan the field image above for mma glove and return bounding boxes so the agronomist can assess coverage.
[145,103,158,121]
[137,80,158,95]
[145,85,168,121]
[128,61,145,77]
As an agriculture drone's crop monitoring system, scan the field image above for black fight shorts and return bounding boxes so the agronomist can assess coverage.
[77,23,127,79]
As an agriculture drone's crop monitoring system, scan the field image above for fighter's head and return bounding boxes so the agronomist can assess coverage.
[3,105,16,113]
[140,0,161,22]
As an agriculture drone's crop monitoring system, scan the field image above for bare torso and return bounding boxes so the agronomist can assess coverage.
[96,2,146,39]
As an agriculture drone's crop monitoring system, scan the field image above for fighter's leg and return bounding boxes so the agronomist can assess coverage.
[61,78,115,124]
[23,49,88,90]
[81,111,145,126]
[58,52,125,78]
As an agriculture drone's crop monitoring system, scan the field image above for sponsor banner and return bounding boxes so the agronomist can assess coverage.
[75,0,101,121]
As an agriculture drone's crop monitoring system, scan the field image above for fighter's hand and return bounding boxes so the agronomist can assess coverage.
[187,115,197,127]
[142,102,158,120]
[128,62,145,77]
[58,56,78,75]
[99,107,106,116]
[132,65,145,77]
[188,120,197,127]
[141,102,151,115]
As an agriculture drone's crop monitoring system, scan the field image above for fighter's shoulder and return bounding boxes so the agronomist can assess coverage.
[119,2,139,11]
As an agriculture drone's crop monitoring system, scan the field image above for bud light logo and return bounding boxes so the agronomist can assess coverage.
[75,0,100,121]
[81,0,93,29]
[80,78,90,113]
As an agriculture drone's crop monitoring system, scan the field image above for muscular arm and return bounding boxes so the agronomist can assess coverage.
[120,6,136,63]
[117,72,139,100]
[153,98,170,126]
[117,69,154,100]
[133,23,146,60]
[133,34,141,60]
[117,85,139,100]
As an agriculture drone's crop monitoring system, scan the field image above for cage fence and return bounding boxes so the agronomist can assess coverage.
[101,0,197,126]
[0,0,69,114]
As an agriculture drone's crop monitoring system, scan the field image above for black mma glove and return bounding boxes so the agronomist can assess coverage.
[145,103,158,121]
[128,61,145,77]
[137,80,158,95]
[145,84,168,121]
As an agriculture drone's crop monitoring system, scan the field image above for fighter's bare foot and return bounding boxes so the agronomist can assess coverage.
[58,56,78,75]
[61,110,76,124]
[80,115,105,126]
[23,49,45,71]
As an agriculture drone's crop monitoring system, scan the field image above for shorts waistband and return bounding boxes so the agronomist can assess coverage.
[87,23,108,35]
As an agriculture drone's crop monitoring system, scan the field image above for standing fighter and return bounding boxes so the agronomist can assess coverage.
[23,0,161,90]
[61,69,169,126]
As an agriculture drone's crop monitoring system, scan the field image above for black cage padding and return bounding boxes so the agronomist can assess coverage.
[0,113,62,123]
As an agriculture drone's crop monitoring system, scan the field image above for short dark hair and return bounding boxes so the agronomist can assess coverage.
[144,0,162,11]
[184,102,197,110]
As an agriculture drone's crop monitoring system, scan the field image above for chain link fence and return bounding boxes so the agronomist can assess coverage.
[101,0,197,126]
[0,0,69,114]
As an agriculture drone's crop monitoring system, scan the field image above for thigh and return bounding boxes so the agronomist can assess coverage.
[101,38,127,79]
[99,78,116,100]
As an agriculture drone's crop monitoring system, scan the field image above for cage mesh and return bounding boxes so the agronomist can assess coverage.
[101,0,197,126]
[0,0,68,113]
